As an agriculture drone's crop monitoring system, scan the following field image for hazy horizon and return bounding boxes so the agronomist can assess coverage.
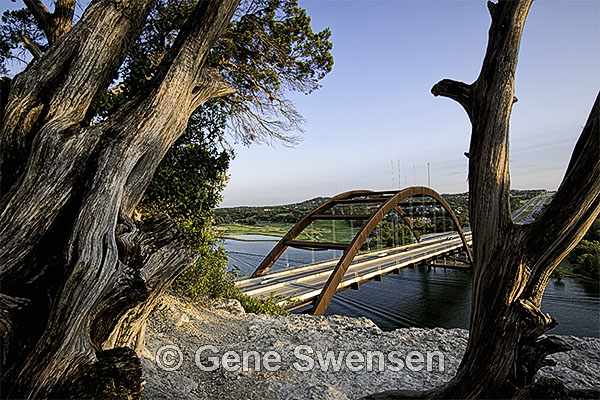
[217,187,552,209]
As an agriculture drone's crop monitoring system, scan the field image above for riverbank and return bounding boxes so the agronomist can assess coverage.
[223,235,280,242]
[215,223,291,238]
[141,294,600,399]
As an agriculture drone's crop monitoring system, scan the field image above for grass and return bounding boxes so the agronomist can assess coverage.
[300,220,360,243]
[216,219,421,253]
[216,219,371,243]
[215,221,293,238]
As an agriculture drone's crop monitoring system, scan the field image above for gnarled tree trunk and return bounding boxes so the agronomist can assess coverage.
[365,1,599,399]
[0,0,240,397]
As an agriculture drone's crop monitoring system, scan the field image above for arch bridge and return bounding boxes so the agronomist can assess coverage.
[248,186,473,315]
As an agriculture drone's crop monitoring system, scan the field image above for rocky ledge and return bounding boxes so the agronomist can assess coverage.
[141,295,600,399]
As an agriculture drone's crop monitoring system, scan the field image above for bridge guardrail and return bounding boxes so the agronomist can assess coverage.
[241,234,472,298]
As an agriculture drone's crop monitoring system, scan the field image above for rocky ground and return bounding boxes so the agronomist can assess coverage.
[141,294,600,400]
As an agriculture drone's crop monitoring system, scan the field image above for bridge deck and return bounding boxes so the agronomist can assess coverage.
[236,231,472,307]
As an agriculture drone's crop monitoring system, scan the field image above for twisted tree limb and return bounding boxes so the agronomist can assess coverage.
[366,1,600,398]
[0,0,240,397]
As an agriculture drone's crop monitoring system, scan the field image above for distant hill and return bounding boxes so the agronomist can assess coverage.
[215,189,548,227]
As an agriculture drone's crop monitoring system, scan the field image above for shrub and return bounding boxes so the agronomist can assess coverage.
[171,242,289,315]
[568,239,600,279]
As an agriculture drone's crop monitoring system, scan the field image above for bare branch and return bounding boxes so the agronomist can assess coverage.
[18,35,43,59]
[23,0,76,45]
[431,2,534,269]
[487,0,499,19]
[223,94,303,146]
[431,79,473,120]
[190,68,236,109]
[48,0,77,43]
[464,0,533,267]
[22,0,52,39]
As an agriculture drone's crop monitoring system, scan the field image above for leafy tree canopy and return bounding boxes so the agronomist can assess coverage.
[1,0,333,233]
[0,0,333,311]
[138,100,231,247]
[1,0,334,145]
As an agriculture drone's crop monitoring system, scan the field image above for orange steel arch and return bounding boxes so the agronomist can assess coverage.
[251,189,422,278]
[250,187,473,315]
[310,186,472,315]
[252,186,471,276]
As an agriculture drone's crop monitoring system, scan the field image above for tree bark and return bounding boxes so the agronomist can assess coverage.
[365,1,600,398]
[23,0,77,45]
[0,0,240,397]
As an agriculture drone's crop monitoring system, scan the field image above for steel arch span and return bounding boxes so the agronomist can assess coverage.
[250,186,473,315]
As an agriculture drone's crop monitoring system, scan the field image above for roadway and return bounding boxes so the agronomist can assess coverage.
[513,193,550,224]
[236,231,472,305]
[236,193,548,306]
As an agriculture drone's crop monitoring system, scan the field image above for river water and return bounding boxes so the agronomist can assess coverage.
[223,235,600,337]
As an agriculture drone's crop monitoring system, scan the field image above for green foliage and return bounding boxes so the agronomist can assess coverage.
[235,292,289,316]
[1,1,334,145]
[213,0,334,143]
[138,101,231,245]
[573,252,600,278]
[584,219,600,242]
[358,219,417,251]
[551,269,565,280]
[172,246,237,299]
[215,196,330,225]
[216,193,473,245]
[0,7,44,74]
[568,239,600,279]
[172,246,288,315]
[138,102,287,314]
[562,219,600,280]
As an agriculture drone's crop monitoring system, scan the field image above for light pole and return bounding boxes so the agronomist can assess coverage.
[427,162,431,187]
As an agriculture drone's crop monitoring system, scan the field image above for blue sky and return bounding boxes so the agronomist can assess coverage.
[2,1,598,207]
[220,0,599,206]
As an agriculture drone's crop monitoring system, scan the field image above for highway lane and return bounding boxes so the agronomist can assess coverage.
[237,231,472,302]
[514,194,550,224]
[236,231,467,291]
[271,237,470,302]
[512,195,540,220]
[518,194,549,224]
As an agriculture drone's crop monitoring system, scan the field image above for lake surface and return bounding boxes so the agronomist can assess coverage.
[223,235,600,337]
[224,234,339,276]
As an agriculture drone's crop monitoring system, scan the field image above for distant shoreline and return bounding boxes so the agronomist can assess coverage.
[223,234,282,242]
